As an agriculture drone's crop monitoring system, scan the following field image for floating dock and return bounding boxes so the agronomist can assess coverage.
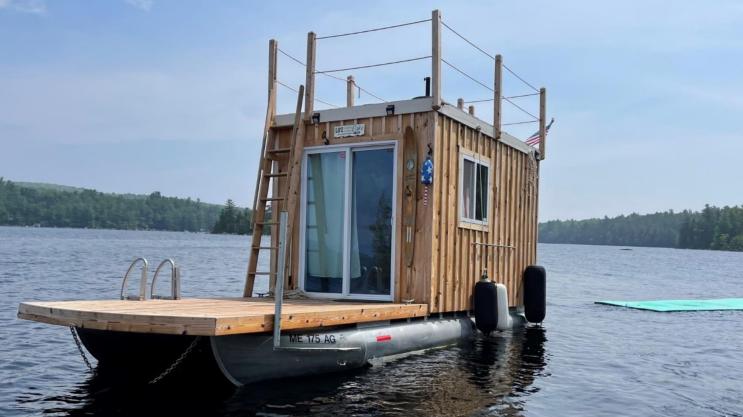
[18,298,427,336]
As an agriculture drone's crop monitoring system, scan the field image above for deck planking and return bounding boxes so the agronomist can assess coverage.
[18,298,427,336]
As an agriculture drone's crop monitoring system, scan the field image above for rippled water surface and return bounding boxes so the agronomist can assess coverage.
[1,226,742,416]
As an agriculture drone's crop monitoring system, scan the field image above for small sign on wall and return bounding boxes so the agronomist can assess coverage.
[333,124,365,138]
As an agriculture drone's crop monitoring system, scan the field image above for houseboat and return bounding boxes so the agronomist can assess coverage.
[18,10,549,386]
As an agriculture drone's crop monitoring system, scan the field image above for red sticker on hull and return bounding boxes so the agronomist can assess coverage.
[376,335,392,342]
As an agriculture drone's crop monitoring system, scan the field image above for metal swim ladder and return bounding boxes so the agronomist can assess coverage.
[151,259,181,300]
[120,258,181,300]
[120,257,148,300]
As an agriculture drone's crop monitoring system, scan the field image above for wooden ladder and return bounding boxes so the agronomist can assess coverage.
[243,85,306,297]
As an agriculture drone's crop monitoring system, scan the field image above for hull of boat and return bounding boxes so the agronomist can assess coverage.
[211,316,476,385]
[78,315,532,387]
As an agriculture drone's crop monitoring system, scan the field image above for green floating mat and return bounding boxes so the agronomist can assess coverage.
[596,298,743,312]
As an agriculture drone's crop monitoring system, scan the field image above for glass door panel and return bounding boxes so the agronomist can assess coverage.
[349,148,394,296]
[304,151,346,294]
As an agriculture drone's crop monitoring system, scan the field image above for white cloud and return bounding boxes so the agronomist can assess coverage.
[125,0,153,12]
[0,0,46,14]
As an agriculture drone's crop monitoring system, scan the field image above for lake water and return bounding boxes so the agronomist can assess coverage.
[1,226,742,416]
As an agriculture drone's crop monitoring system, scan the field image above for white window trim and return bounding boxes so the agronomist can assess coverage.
[459,151,491,228]
[298,140,398,302]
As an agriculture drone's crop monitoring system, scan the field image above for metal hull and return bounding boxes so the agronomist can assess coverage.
[211,317,476,385]
[78,315,531,387]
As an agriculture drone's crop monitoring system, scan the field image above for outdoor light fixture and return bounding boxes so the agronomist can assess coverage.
[311,112,321,124]
[386,104,395,116]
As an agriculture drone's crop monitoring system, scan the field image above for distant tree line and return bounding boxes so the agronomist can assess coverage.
[0,178,222,232]
[539,205,743,251]
[211,199,252,235]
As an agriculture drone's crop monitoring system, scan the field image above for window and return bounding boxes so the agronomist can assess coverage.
[301,143,397,301]
[460,153,489,225]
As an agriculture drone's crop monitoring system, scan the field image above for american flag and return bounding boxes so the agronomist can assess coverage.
[525,118,554,146]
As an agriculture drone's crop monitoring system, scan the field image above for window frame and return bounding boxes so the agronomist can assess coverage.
[298,140,398,302]
[458,150,491,230]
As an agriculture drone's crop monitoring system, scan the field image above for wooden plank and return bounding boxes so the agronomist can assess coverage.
[430,114,443,312]
[431,10,442,110]
[445,120,458,311]
[18,298,428,336]
[494,54,503,140]
[281,86,306,289]
[244,92,278,297]
[346,75,355,107]
[539,87,546,160]
[304,31,316,121]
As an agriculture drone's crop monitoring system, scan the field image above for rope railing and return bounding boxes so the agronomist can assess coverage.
[441,19,541,93]
[442,59,539,122]
[502,120,538,126]
[277,80,339,108]
[278,48,387,102]
[441,58,493,92]
[316,18,431,40]
[502,96,539,121]
[315,56,431,74]
[503,63,539,93]
[464,92,539,104]
[441,21,494,60]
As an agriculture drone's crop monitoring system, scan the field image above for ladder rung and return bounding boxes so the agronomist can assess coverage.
[261,197,285,202]
[264,172,288,178]
[256,221,279,225]
[253,246,278,250]
[267,147,290,153]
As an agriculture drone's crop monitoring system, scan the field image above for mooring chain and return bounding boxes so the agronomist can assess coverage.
[69,326,94,372]
[148,336,201,385]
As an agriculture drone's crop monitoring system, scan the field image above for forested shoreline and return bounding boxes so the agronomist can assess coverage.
[540,205,743,251]
[0,178,223,232]
[3,178,741,250]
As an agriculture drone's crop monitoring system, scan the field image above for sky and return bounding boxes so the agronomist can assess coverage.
[1,0,742,220]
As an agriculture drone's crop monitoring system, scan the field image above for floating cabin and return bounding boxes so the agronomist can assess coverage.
[18,10,549,386]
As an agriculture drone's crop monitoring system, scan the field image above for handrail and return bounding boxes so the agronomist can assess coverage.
[121,257,148,300]
[151,258,181,300]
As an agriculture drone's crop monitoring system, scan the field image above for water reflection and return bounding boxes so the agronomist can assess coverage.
[22,327,548,417]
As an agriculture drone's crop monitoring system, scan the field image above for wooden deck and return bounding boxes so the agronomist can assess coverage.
[18,298,428,336]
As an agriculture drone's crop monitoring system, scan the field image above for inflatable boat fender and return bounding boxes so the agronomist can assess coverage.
[473,280,498,334]
[523,265,546,323]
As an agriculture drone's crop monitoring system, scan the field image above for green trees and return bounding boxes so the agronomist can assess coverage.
[0,178,222,232]
[211,199,252,235]
[540,205,743,252]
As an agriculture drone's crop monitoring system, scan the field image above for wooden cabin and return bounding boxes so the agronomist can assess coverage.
[244,10,546,314]
[19,10,548,338]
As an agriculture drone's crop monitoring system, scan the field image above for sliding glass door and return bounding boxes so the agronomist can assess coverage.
[302,144,395,300]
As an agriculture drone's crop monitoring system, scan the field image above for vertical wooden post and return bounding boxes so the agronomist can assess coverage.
[457,98,464,110]
[539,87,546,160]
[431,9,442,110]
[304,31,316,121]
[468,105,475,116]
[494,54,503,140]
[268,39,277,93]
[347,75,355,107]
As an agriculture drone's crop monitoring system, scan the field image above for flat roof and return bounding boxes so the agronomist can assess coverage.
[274,97,534,155]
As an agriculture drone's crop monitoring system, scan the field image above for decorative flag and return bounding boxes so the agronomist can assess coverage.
[421,156,433,206]
[525,118,554,146]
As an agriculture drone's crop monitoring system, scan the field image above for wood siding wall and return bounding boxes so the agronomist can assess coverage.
[270,112,435,305]
[429,114,539,311]
[268,110,538,313]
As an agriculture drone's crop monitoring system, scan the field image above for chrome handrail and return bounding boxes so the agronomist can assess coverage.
[151,258,181,300]
[121,257,149,300]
